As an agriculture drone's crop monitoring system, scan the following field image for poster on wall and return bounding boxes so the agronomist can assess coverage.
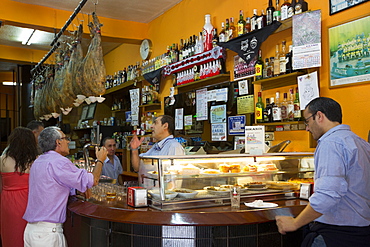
[196,88,208,121]
[210,105,227,123]
[129,88,140,126]
[245,126,265,154]
[328,15,370,88]
[237,95,254,114]
[292,10,322,70]
[175,108,184,130]
[228,116,246,135]
[330,0,368,15]
[211,123,227,141]
[297,71,320,110]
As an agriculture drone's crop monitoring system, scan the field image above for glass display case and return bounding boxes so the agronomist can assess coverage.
[140,152,314,211]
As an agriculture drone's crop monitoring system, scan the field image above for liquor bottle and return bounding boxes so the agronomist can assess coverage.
[245,17,251,33]
[273,0,281,21]
[219,22,227,43]
[288,0,297,18]
[182,39,188,59]
[255,92,264,123]
[237,10,246,36]
[266,0,276,25]
[281,0,291,20]
[251,9,258,32]
[203,14,214,52]
[295,0,308,14]
[272,91,282,122]
[224,19,230,42]
[274,44,280,77]
[263,98,271,123]
[212,28,219,48]
[229,17,236,40]
[269,97,275,122]
[285,45,293,74]
[255,49,264,81]
[191,35,196,56]
[268,57,274,77]
[263,58,269,79]
[281,92,288,121]
[196,32,204,54]
[279,40,287,75]
[257,10,267,30]
[287,88,295,121]
[294,87,302,121]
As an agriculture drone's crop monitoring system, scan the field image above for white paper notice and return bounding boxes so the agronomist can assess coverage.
[238,80,249,95]
[211,123,227,141]
[245,126,265,154]
[184,115,192,126]
[196,88,208,121]
[175,108,184,130]
[216,88,228,102]
[129,88,140,126]
[297,71,320,110]
[292,10,322,70]
[207,90,217,102]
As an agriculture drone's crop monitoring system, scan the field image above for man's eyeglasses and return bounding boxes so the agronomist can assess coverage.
[61,137,71,141]
[304,113,316,126]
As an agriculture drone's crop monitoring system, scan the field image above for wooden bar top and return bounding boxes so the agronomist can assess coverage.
[68,196,308,226]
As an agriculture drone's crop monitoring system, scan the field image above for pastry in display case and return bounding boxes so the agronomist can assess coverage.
[140,152,314,211]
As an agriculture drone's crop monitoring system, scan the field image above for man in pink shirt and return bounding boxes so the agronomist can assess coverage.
[23,126,107,247]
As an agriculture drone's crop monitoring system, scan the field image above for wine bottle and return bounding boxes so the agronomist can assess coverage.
[266,0,276,25]
[251,9,258,32]
[256,92,264,123]
[272,92,282,122]
[288,0,297,18]
[285,45,293,74]
[287,88,295,121]
[203,14,214,52]
[255,49,264,81]
[268,97,275,122]
[273,0,281,21]
[237,10,246,36]
[281,0,291,20]
[294,87,302,121]
[263,98,271,123]
[281,92,288,121]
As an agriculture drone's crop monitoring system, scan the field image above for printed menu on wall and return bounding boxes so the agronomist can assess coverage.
[245,126,265,154]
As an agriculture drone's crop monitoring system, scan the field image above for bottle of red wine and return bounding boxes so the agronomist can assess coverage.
[266,0,275,25]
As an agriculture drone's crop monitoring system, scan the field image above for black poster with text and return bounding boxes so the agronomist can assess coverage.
[143,67,163,91]
[217,21,282,64]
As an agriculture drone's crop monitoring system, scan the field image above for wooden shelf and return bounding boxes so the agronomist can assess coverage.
[176,73,231,93]
[139,102,161,110]
[252,71,306,91]
[274,18,292,33]
[104,76,145,95]
[254,121,303,126]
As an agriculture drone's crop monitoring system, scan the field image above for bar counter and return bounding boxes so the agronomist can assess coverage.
[65,196,309,247]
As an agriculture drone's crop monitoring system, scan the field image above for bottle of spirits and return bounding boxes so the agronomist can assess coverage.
[257,10,267,30]
[268,57,274,77]
[281,0,291,20]
[229,17,236,40]
[263,58,269,79]
[269,97,275,122]
[225,19,230,42]
[287,88,295,121]
[203,14,214,52]
[274,44,280,77]
[272,92,282,122]
[294,87,302,121]
[212,28,219,48]
[256,92,264,123]
[245,17,251,33]
[281,92,288,121]
[219,22,227,43]
[273,0,281,21]
[295,0,308,14]
[255,49,264,81]
[285,45,293,74]
[266,0,276,25]
[251,9,258,32]
[288,0,297,18]
[279,40,287,75]
[263,97,271,123]
[237,10,246,36]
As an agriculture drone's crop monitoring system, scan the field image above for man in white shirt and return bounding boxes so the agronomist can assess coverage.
[130,115,184,188]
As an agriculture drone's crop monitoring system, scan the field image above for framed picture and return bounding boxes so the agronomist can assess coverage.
[86,103,97,120]
[234,136,245,150]
[328,15,370,88]
[80,105,89,120]
[330,0,369,15]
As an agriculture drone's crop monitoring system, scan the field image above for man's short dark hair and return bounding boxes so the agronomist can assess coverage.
[159,115,175,135]
[305,97,342,124]
[102,137,115,146]
[26,120,44,131]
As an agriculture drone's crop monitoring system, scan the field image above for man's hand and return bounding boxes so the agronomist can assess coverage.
[83,188,92,199]
[95,146,108,161]
[275,216,298,235]
[130,134,145,150]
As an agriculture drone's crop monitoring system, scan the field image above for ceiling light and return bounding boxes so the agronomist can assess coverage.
[21,28,43,46]
[2,81,22,86]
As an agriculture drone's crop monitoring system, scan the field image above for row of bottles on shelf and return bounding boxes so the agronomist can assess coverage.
[140,112,156,132]
[255,39,296,81]
[256,88,301,123]
[105,63,141,89]
[175,59,223,86]
[141,85,159,105]
[112,132,131,149]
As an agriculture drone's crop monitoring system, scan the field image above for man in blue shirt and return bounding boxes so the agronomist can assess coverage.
[130,115,184,188]
[276,97,370,247]
[101,137,123,182]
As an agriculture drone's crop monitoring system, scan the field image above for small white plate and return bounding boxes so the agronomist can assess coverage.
[244,202,278,208]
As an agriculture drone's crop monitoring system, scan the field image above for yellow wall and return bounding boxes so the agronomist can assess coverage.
[1,0,370,149]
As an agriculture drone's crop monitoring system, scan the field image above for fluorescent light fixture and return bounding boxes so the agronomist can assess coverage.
[2,81,22,86]
[21,28,43,46]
